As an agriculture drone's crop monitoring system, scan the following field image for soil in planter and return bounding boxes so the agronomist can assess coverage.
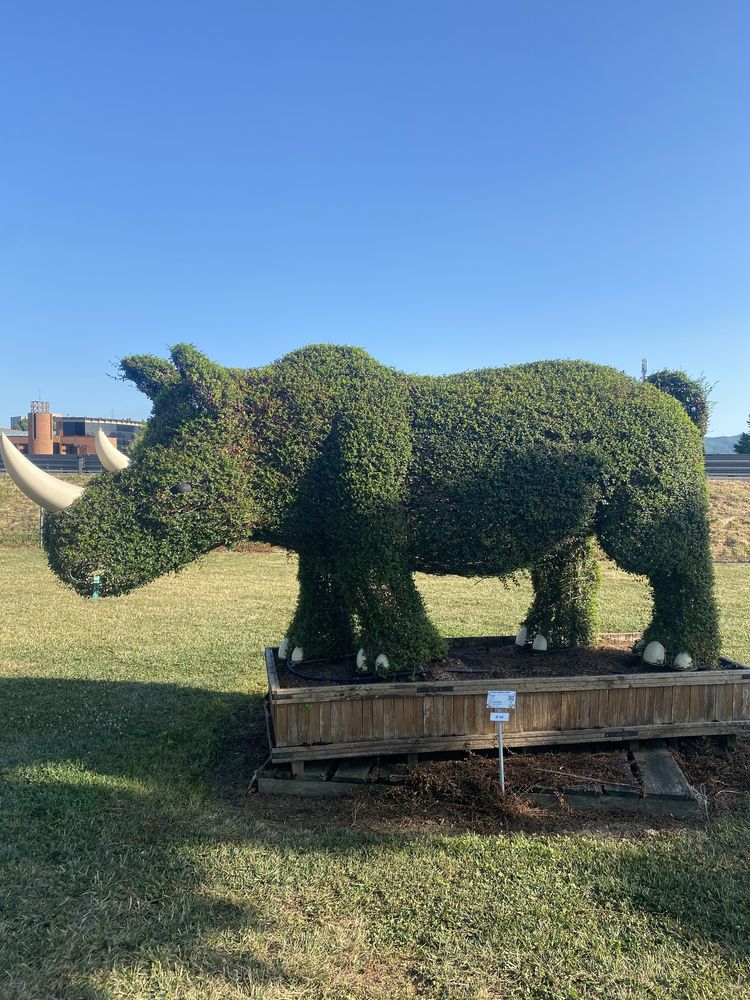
[275,636,668,687]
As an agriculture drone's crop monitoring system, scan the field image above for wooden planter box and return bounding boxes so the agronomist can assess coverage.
[266,636,750,765]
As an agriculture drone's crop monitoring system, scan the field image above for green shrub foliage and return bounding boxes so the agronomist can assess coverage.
[645,370,711,435]
[734,415,750,454]
[43,345,721,671]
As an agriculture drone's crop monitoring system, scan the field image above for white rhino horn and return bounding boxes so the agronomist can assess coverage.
[0,433,84,512]
[95,428,130,472]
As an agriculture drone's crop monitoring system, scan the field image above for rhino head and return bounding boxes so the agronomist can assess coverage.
[2,345,263,597]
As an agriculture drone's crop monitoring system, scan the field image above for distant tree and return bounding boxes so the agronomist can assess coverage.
[735,416,750,454]
[645,370,712,436]
[15,416,28,431]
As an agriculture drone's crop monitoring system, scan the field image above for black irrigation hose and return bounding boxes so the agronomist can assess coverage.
[442,667,496,674]
[282,659,429,685]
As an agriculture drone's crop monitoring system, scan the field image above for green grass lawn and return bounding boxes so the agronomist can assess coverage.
[1,547,749,999]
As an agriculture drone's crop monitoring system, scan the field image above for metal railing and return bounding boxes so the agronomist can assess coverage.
[704,454,750,480]
[3,452,750,479]
[0,454,105,475]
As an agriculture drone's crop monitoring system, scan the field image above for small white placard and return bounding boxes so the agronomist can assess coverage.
[487,690,516,709]
[490,711,510,723]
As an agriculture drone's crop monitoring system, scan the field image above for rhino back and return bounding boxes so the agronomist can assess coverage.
[404,359,704,575]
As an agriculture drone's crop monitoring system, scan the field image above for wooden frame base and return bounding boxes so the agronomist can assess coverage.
[266,636,750,764]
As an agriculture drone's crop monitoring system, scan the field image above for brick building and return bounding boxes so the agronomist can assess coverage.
[5,402,143,456]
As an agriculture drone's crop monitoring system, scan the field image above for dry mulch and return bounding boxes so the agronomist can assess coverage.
[673,737,750,810]
[388,749,637,804]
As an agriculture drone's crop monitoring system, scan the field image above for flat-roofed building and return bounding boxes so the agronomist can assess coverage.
[4,402,143,456]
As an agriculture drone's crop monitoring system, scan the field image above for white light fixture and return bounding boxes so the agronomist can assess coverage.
[642,640,665,666]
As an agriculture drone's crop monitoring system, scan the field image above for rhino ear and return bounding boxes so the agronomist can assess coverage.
[169,343,233,410]
[120,354,180,400]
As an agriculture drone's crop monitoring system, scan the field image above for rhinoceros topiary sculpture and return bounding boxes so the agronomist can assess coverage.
[2,344,720,672]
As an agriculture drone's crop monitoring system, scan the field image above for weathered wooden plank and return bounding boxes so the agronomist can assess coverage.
[343,699,357,742]
[310,703,323,745]
[591,688,607,729]
[689,683,715,724]
[297,761,332,782]
[477,694,493,734]
[624,686,638,726]
[273,704,290,746]
[512,693,525,732]
[409,696,422,737]
[560,691,578,731]
[361,698,374,741]
[330,700,344,742]
[297,702,312,746]
[673,685,691,730]
[524,692,541,732]
[266,648,281,693]
[270,720,750,762]
[258,776,381,797]
[653,686,674,726]
[435,694,447,736]
[715,684,734,721]
[354,699,366,741]
[635,686,654,726]
[319,700,332,743]
[443,692,455,735]
[381,697,395,740]
[530,790,699,817]
[462,692,475,736]
[372,696,384,739]
[577,690,593,730]
[287,705,301,747]
[632,742,695,799]
[268,666,748,704]
[742,682,750,721]
[332,758,377,783]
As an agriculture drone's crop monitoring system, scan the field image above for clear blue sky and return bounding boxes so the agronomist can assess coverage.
[1,2,748,433]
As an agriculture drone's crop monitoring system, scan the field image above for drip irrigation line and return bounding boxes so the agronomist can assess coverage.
[283,659,428,685]
[442,667,497,674]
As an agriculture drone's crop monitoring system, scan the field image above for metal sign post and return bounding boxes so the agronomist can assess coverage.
[487,691,516,795]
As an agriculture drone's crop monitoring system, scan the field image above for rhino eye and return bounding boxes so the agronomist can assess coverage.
[171,481,192,495]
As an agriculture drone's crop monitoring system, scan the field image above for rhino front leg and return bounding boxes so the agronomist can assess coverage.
[286,552,355,661]
[524,536,601,648]
[346,552,446,675]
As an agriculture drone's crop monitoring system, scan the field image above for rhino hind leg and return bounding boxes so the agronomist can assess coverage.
[597,487,721,667]
[287,553,355,660]
[524,536,601,648]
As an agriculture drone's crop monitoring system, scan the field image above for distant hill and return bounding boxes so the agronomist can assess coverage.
[704,436,741,454]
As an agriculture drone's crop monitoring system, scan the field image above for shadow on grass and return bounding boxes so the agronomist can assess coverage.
[0,677,314,997]
[0,675,266,795]
[1,676,749,996]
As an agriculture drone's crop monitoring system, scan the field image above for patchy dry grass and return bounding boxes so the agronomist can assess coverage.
[0,474,86,545]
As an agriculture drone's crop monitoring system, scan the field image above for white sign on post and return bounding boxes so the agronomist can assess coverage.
[486,691,516,795]
[486,691,516,709]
